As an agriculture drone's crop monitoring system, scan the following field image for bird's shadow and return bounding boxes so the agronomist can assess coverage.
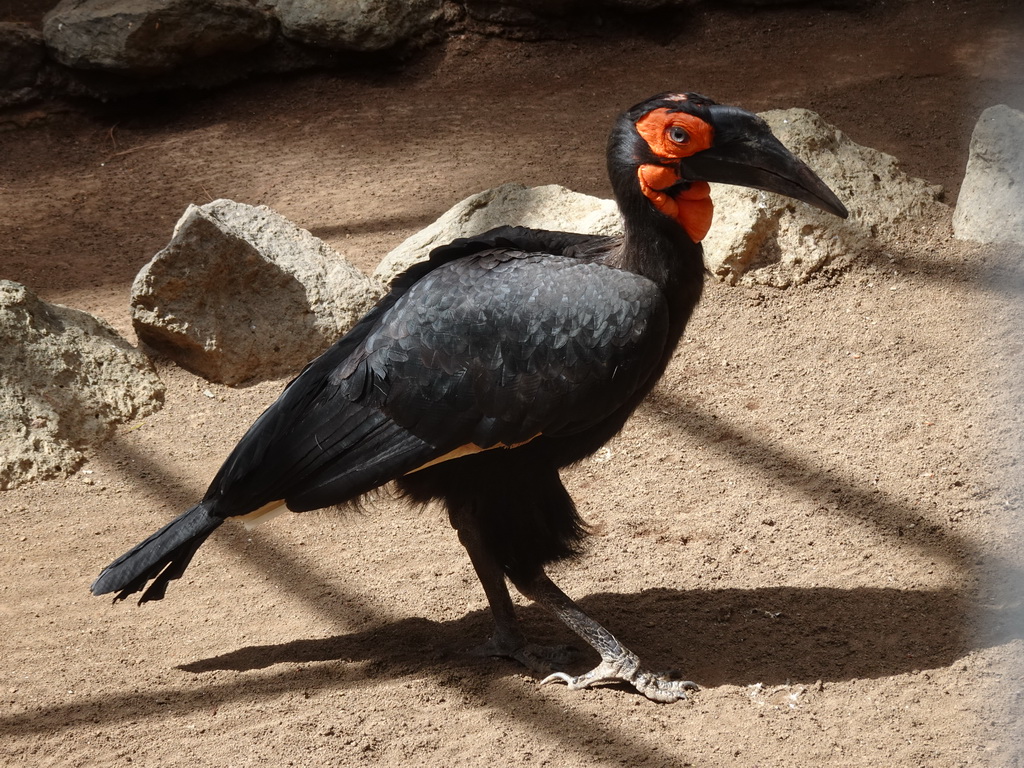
[178,585,1022,688]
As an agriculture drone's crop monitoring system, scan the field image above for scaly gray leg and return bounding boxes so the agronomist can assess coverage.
[453,518,577,673]
[511,570,699,703]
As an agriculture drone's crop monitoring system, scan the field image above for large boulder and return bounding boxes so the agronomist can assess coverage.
[952,105,1024,245]
[267,0,444,52]
[703,108,947,287]
[131,199,385,386]
[43,0,274,74]
[0,281,164,490]
[374,182,622,285]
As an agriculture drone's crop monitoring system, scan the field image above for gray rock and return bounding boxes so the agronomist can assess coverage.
[267,0,444,52]
[43,0,274,74]
[953,105,1024,245]
[132,199,385,385]
[0,23,48,107]
[373,182,622,285]
[704,108,947,287]
[0,280,164,490]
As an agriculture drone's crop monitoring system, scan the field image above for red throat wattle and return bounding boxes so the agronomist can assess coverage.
[634,107,716,242]
[636,166,713,242]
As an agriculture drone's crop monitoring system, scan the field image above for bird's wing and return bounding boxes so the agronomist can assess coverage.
[337,248,669,443]
[203,227,667,516]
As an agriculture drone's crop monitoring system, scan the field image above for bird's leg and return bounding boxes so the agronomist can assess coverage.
[452,519,576,673]
[510,570,699,703]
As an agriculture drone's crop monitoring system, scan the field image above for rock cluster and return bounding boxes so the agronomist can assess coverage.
[1,0,719,105]
[3,97,1005,488]
[4,0,449,104]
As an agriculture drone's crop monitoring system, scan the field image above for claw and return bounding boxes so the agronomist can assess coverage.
[539,671,575,686]
[538,659,700,702]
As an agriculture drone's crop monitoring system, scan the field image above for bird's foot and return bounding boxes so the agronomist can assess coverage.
[471,635,579,675]
[540,655,699,703]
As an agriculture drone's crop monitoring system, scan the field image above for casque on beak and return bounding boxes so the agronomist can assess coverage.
[680,104,849,219]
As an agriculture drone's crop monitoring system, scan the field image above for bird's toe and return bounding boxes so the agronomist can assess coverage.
[538,658,699,702]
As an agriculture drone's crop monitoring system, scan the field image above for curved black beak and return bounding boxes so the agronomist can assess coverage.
[681,105,849,219]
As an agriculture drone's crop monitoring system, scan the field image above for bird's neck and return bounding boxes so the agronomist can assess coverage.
[604,117,708,344]
[608,190,706,343]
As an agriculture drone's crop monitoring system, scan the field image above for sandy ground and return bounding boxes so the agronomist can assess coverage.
[3,1,1024,765]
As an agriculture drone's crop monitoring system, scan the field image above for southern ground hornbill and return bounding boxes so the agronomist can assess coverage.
[93,93,847,702]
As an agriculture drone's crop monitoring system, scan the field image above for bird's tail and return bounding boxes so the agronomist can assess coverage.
[91,501,223,604]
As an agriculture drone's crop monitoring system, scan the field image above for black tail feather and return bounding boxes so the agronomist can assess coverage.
[91,502,222,604]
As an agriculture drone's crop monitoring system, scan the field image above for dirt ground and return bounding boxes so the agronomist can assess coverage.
[3,1,1024,765]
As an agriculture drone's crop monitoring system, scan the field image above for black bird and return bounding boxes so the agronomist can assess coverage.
[93,93,847,702]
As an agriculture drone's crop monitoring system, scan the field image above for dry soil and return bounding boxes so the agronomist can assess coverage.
[3,1,1024,766]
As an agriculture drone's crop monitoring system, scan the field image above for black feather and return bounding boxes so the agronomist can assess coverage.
[91,502,221,603]
[398,442,588,581]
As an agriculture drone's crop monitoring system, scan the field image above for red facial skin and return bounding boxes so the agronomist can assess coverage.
[634,108,716,242]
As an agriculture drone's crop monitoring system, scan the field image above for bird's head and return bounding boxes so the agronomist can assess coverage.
[609,92,848,243]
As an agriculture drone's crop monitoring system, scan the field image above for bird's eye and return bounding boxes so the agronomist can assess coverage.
[668,126,689,144]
